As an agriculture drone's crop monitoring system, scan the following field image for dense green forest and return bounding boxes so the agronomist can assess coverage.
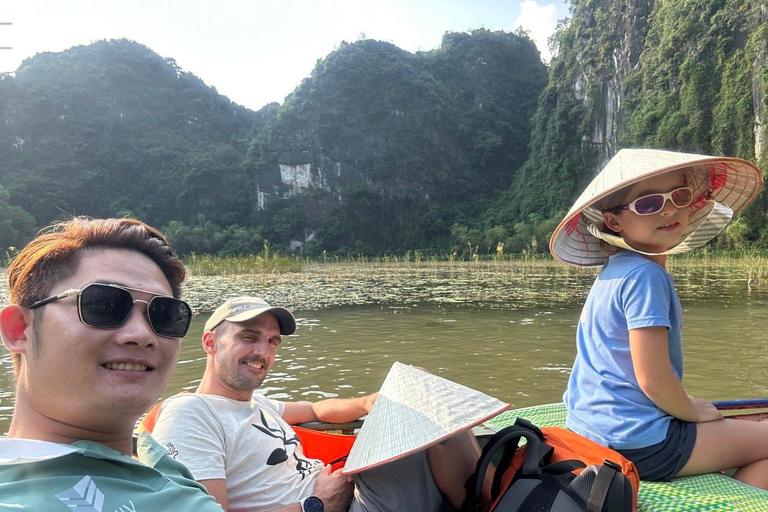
[1,0,766,258]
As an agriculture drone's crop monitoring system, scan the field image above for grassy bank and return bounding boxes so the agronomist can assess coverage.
[183,247,768,278]
[183,253,304,276]
[669,249,768,282]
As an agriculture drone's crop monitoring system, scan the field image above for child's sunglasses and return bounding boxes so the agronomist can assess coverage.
[29,282,193,338]
[611,187,693,216]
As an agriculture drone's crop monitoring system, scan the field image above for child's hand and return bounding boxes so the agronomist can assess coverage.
[692,398,723,423]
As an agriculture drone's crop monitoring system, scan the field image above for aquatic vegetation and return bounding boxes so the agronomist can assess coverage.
[670,249,768,289]
[184,252,304,276]
[175,249,768,301]
[2,253,765,313]
[180,259,598,314]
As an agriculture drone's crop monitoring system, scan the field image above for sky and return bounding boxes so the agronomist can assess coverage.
[0,0,569,111]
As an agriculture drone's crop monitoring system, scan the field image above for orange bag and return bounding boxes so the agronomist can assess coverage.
[503,424,640,511]
[463,418,639,512]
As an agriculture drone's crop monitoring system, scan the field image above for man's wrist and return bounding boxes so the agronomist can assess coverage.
[300,495,324,512]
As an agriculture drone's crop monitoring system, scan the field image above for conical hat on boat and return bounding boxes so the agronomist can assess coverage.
[341,361,509,474]
[549,149,761,267]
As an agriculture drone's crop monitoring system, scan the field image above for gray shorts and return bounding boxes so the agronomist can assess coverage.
[616,419,697,481]
[349,449,443,512]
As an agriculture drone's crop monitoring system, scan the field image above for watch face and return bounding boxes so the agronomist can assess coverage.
[304,496,324,512]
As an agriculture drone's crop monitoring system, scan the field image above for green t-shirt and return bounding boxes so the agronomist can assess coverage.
[0,432,223,511]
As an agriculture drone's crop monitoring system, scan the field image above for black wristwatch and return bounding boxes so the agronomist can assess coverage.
[301,496,324,512]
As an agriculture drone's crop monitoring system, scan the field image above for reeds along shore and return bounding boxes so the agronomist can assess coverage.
[183,252,304,276]
[181,249,768,285]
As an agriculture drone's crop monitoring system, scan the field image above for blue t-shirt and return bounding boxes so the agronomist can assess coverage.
[564,251,683,450]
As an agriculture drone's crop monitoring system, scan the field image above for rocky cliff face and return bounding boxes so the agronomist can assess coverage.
[504,0,656,218]
[508,0,767,225]
[575,0,767,170]
[753,3,767,160]
[247,32,548,251]
[572,0,654,171]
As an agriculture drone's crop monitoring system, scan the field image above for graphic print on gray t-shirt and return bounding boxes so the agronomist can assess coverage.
[252,408,316,479]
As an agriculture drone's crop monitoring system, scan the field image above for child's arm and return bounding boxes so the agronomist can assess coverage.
[629,326,722,423]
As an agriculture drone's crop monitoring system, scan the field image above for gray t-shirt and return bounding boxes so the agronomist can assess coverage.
[152,393,322,512]
[153,392,443,512]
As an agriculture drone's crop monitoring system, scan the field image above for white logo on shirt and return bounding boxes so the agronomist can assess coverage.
[54,475,105,511]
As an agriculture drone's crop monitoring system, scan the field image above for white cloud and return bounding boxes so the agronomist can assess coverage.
[513,0,560,62]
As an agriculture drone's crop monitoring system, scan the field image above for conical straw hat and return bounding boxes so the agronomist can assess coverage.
[549,149,762,267]
[341,362,509,474]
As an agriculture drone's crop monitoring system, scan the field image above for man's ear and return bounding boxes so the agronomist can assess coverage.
[0,305,33,354]
[602,211,623,233]
[202,331,217,355]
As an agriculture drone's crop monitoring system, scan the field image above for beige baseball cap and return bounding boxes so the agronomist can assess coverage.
[204,297,297,335]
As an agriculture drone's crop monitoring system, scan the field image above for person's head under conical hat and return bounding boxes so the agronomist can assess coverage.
[593,167,698,266]
[549,149,762,267]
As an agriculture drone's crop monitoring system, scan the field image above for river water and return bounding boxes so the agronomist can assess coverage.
[2,260,767,433]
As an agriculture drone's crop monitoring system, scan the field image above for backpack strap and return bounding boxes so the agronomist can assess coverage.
[462,421,553,512]
[512,418,554,475]
[586,460,621,512]
[513,417,543,436]
[545,459,587,475]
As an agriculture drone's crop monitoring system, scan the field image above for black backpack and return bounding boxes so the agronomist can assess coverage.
[461,419,635,512]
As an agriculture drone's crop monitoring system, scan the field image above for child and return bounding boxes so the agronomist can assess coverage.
[549,149,768,487]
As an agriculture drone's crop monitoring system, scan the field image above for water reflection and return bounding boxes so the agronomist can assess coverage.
[165,305,579,407]
[1,260,767,434]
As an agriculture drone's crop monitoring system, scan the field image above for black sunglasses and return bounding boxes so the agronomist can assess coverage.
[28,283,193,338]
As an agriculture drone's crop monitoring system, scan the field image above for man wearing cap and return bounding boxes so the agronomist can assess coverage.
[151,297,480,512]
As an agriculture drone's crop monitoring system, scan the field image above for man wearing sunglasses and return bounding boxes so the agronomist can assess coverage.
[151,297,480,512]
[0,217,223,511]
